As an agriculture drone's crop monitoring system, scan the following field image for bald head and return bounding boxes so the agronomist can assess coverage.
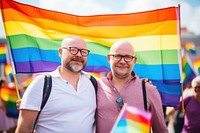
[61,36,87,49]
[110,40,135,56]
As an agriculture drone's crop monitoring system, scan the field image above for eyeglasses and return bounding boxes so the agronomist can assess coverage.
[116,97,124,111]
[62,47,90,57]
[108,54,136,62]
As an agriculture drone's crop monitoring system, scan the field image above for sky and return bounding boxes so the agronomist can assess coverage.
[0,0,200,38]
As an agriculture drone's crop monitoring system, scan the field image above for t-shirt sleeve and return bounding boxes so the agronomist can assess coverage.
[20,75,45,111]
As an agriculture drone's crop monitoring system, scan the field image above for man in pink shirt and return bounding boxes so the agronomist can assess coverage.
[96,40,168,133]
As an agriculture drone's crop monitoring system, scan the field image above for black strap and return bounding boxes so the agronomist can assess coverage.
[90,75,98,93]
[41,75,52,110]
[31,75,52,132]
[142,79,147,111]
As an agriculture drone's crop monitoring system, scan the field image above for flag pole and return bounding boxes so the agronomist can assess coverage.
[6,41,21,100]
[13,74,21,99]
[177,4,185,112]
[110,103,127,133]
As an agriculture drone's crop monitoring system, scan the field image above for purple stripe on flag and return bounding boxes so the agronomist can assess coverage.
[84,66,110,72]
[15,61,111,73]
[160,93,180,106]
[15,61,60,73]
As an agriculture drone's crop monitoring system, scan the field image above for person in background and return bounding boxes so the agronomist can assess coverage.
[167,76,200,133]
[15,36,96,133]
[96,40,168,133]
[167,82,195,133]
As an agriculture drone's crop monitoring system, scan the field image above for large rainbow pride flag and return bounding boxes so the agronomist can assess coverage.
[111,104,151,133]
[0,0,182,106]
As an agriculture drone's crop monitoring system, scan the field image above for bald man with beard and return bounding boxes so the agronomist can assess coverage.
[15,36,96,133]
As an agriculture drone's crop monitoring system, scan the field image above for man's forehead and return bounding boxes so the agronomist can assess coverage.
[111,45,134,54]
[62,37,86,47]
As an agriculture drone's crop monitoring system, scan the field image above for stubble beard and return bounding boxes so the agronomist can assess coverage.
[114,70,129,79]
[113,64,130,79]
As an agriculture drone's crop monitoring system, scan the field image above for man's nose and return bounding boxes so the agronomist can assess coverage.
[76,50,82,56]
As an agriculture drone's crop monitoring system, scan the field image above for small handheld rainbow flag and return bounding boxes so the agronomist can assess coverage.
[0,85,19,118]
[111,104,151,133]
[0,44,7,64]
[193,58,200,75]
[184,41,196,54]
[182,53,196,89]
[4,64,14,82]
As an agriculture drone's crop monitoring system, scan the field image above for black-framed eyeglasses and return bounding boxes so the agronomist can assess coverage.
[116,97,124,111]
[108,54,136,62]
[62,47,90,57]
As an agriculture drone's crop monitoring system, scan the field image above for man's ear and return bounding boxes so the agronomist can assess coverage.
[58,48,62,57]
[107,55,111,63]
[132,57,137,64]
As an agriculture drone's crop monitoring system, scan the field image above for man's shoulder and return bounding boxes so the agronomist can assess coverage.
[98,77,108,83]
[31,74,45,83]
[141,80,158,95]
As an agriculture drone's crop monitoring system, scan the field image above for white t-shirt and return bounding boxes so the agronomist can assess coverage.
[20,69,96,133]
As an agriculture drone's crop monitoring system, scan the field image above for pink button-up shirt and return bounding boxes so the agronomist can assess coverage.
[96,72,168,133]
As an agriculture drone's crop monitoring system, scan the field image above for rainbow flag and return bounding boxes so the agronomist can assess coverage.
[4,64,14,82]
[0,44,7,64]
[0,0,182,106]
[184,41,196,54]
[193,58,200,75]
[182,53,196,89]
[0,85,19,118]
[111,104,151,133]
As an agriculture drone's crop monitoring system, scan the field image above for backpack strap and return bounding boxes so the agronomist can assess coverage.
[142,79,147,111]
[31,75,52,132]
[41,75,52,110]
[90,75,98,93]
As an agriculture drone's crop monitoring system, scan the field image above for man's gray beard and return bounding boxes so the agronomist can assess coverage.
[66,62,85,73]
